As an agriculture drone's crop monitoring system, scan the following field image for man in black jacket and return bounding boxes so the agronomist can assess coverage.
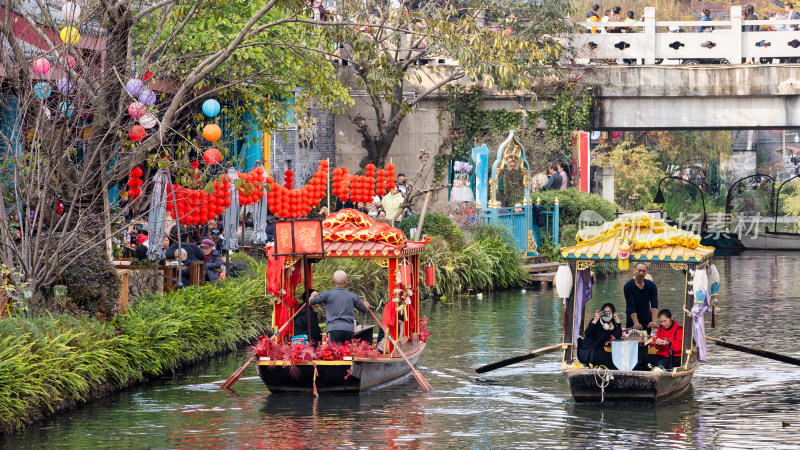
[543,164,563,191]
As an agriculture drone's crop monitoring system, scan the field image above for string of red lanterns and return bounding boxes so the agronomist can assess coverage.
[127,167,143,200]
[331,162,395,204]
[266,160,329,219]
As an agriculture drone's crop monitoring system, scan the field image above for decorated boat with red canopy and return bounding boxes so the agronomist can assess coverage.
[255,209,432,394]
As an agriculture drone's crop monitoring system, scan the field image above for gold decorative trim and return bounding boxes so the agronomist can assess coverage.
[577,261,595,270]
[526,230,538,254]
[373,258,390,268]
[284,257,297,267]
[669,263,688,271]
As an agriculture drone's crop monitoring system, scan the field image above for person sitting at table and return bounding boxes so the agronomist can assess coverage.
[578,302,622,369]
[294,289,323,347]
[624,262,659,334]
[637,309,683,370]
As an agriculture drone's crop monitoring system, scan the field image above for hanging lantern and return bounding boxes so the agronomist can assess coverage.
[61,2,82,22]
[554,264,573,299]
[203,148,222,165]
[129,125,146,142]
[128,101,146,119]
[126,78,143,96]
[202,99,221,118]
[56,77,74,95]
[425,260,436,287]
[202,124,222,142]
[139,113,157,129]
[400,259,412,286]
[58,101,74,118]
[59,26,80,45]
[138,89,156,106]
[33,57,50,75]
[33,82,51,100]
[60,54,76,70]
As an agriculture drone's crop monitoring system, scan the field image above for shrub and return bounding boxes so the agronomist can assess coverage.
[62,245,121,317]
[535,188,617,226]
[398,212,464,248]
[226,251,258,278]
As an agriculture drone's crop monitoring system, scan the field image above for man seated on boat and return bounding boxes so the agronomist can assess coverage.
[624,263,658,334]
[310,270,371,345]
[637,309,683,370]
[577,303,622,369]
[293,289,323,347]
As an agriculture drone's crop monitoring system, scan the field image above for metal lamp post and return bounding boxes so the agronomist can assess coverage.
[653,176,707,232]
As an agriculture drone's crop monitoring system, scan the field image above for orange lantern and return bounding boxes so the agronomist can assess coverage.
[202,124,222,142]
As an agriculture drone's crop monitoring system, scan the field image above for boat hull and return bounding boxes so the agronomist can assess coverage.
[256,342,425,394]
[739,232,800,250]
[564,364,697,402]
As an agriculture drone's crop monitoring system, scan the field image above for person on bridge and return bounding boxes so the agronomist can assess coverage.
[586,4,600,33]
[787,2,800,30]
[624,262,659,334]
[543,164,563,191]
[310,270,371,345]
[697,9,714,32]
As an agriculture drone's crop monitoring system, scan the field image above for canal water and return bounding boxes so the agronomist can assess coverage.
[4,252,800,448]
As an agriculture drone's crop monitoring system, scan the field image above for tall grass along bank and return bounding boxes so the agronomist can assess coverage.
[0,277,271,433]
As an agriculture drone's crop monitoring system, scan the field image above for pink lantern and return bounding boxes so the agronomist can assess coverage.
[32,58,50,75]
[128,102,146,119]
[60,54,76,70]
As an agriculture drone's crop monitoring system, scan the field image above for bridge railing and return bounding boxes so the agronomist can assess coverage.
[564,6,800,64]
[480,203,559,255]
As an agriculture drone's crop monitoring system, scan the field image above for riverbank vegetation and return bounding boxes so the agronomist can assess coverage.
[0,272,271,433]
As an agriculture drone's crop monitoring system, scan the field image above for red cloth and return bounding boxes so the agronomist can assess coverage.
[275,301,291,337]
[382,300,397,328]
[266,249,285,297]
[136,234,148,246]
[288,260,302,298]
[655,322,683,358]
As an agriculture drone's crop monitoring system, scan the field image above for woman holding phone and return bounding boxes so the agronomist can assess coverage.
[577,302,622,370]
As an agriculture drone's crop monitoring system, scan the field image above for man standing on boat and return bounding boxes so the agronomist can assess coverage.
[624,263,658,334]
[310,270,370,345]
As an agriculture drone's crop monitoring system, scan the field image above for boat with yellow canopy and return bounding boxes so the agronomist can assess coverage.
[558,212,715,402]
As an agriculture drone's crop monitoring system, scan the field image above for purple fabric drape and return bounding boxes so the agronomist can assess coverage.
[573,269,593,345]
[692,304,708,362]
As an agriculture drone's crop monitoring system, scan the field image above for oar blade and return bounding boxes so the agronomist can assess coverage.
[220,358,252,390]
[475,344,565,374]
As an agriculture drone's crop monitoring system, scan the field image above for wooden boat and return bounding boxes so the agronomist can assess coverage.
[738,230,800,250]
[256,210,430,394]
[257,342,426,393]
[558,212,715,402]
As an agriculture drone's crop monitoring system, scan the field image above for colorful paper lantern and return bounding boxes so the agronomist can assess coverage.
[56,78,74,95]
[203,148,222,165]
[139,113,157,129]
[425,260,436,286]
[125,78,143,96]
[129,125,146,142]
[60,54,76,70]
[61,2,81,22]
[32,58,50,75]
[58,102,74,118]
[202,99,220,118]
[400,259,412,286]
[128,101,146,119]
[33,82,51,99]
[138,89,156,106]
[59,26,80,45]
[202,124,221,142]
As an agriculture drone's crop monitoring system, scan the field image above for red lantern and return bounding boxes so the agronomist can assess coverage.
[203,148,222,165]
[129,125,146,142]
[400,259,412,286]
[425,261,436,286]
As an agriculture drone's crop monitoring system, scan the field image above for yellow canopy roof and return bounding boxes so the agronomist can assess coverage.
[560,212,714,263]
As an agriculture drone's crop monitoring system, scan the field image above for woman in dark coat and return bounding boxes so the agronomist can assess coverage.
[578,302,622,369]
[200,239,222,281]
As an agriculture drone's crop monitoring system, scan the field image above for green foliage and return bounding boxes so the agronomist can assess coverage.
[535,188,617,225]
[420,223,527,298]
[398,212,465,248]
[0,277,271,433]
[532,84,594,152]
[62,246,121,318]
[595,140,665,210]
[226,252,259,278]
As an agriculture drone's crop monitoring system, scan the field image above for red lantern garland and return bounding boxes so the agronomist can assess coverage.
[127,166,143,200]
[236,166,266,207]
[166,176,231,226]
[385,162,396,191]
[267,160,329,219]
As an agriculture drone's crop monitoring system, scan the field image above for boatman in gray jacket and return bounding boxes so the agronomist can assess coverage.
[310,270,371,344]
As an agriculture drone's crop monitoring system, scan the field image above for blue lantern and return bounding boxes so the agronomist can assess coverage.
[34,82,51,99]
[202,99,220,118]
[58,101,74,118]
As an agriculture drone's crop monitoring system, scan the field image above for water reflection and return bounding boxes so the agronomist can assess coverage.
[3,252,800,448]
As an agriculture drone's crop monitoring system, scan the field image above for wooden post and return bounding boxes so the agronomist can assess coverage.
[116,269,129,313]
[413,191,432,241]
[190,261,205,286]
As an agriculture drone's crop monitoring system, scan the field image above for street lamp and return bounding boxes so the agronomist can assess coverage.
[653,176,707,232]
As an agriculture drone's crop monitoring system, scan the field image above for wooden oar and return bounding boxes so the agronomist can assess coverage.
[220,303,308,390]
[707,336,800,367]
[475,343,567,374]
[366,308,434,392]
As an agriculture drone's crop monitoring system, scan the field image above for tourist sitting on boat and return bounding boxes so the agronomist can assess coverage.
[310,270,371,344]
[624,263,659,334]
[293,289,323,347]
[577,302,622,369]
[637,309,683,370]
